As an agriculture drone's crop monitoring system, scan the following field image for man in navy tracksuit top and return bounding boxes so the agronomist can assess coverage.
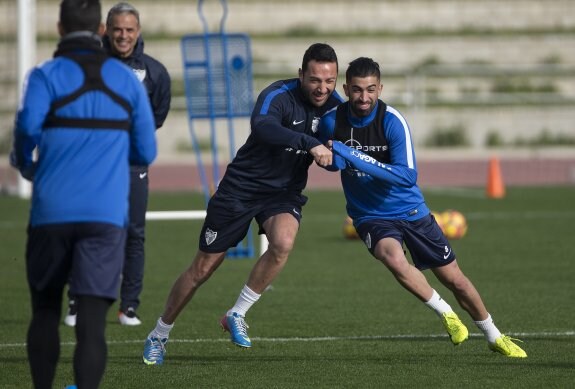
[142,43,344,365]
[64,2,171,327]
[319,57,526,358]
[10,0,157,387]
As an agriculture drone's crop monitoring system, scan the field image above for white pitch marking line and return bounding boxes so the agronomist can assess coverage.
[1,331,573,349]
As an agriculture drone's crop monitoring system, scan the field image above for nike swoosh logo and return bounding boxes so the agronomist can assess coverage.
[292,120,305,125]
[139,172,147,179]
[443,248,452,259]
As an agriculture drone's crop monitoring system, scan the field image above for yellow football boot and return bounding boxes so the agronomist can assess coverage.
[489,335,527,358]
[442,312,469,345]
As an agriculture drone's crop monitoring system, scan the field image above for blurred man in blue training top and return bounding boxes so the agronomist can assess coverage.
[64,1,171,328]
[318,57,526,358]
[10,0,157,386]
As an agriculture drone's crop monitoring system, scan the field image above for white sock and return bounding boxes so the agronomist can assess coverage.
[228,285,261,317]
[151,317,174,340]
[424,289,453,317]
[474,313,502,343]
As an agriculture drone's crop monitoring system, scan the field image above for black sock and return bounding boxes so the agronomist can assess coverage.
[73,295,113,389]
[27,287,62,389]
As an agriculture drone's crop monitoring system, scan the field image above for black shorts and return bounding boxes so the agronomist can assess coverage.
[26,222,126,299]
[198,189,308,253]
[355,213,456,270]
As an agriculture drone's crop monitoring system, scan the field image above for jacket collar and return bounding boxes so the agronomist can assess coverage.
[54,31,104,57]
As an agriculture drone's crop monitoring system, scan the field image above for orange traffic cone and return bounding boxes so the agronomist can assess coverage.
[486,157,505,199]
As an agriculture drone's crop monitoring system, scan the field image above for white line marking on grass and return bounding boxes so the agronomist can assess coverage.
[1,331,573,349]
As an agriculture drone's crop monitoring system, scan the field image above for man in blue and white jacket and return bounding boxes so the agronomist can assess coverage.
[319,57,526,358]
[10,0,157,386]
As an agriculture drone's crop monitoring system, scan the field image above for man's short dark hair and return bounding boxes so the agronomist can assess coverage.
[346,57,381,83]
[106,2,140,29]
[301,43,338,73]
[59,0,101,33]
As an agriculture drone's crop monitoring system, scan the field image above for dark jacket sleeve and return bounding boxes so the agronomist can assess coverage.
[146,56,171,129]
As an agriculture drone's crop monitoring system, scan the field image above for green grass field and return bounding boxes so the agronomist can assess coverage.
[1,187,574,388]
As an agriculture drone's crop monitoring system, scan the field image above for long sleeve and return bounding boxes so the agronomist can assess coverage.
[12,68,51,180]
[130,80,157,166]
[332,141,417,187]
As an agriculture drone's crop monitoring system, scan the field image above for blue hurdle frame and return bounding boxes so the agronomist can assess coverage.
[180,0,255,258]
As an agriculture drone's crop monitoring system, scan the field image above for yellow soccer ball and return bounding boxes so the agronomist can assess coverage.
[431,211,444,230]
[440,210,468,240]
[342,216,359,239]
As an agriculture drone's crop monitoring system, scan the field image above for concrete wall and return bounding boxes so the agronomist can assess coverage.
[6,0,574,36]
[1,0,574,157]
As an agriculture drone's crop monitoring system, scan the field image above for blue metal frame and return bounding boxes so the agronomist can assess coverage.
[181,0,255,258]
